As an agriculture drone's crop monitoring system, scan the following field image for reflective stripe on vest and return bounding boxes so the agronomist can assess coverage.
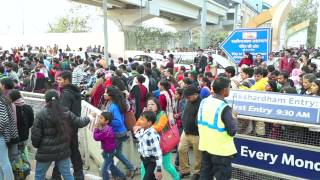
[198,99,226,132]
[197,97,237,156]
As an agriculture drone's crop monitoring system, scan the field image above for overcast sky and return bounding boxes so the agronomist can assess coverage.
[0,0,281,34]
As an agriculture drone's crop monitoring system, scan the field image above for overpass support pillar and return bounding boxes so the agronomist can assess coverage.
[200,0,208,49]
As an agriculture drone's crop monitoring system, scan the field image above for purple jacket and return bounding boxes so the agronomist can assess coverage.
[93,125,116,152]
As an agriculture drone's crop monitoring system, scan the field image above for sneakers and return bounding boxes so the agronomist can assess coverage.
[126,167,138,179]
[179,172,190,179]
[191,174,200,180]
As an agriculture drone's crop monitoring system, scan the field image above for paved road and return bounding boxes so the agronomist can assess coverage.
[27,147,195,180]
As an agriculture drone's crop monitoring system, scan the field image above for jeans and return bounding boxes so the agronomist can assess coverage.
[52,133,84,180]
[199,151,234,180]
[113,135,134,173]
[102,151,123,180]
[141,153,180,180]
[8,143,19,162]
[0,136,14,180]
[35,158,74,180]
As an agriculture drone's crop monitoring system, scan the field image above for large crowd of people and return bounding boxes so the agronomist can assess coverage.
[0,44,319,180]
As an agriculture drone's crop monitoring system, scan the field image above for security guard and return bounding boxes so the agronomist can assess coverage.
[197,76,238,180]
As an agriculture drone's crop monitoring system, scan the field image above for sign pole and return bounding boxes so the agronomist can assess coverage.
[103,0,109,67]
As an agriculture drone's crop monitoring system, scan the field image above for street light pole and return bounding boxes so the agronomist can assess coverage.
[103,0,109,67]
[316,1,320,48]
[140,0,143,26]
[200,0,207,49]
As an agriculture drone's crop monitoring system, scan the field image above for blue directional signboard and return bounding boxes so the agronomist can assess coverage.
[219,28,272,64]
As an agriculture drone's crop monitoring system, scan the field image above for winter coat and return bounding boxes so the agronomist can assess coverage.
[31,107,90,162]
[60,84,82,117]
[16,104,34,142]
[182,96,201,135]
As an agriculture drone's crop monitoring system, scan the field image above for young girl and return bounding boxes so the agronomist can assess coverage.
[93,112,122,180]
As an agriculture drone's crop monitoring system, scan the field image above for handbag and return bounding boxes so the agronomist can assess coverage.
[124,110,136,132]
[160,120,180,154]
[12,148,31,180]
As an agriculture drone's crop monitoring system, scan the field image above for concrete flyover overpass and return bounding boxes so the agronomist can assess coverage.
[71,0,228,30]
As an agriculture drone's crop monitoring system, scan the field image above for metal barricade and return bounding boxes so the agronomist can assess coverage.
[80,100,103,168]
[21,92,96,169]
[21,91,320,179]
[233,115,320,180]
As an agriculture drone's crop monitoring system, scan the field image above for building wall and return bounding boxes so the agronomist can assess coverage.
[0,32,125,59]
[287,28,308,48]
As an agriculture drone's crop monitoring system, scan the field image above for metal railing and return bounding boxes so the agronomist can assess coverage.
[21,91,320,179]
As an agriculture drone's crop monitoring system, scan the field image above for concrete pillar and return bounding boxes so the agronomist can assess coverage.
[103,0,109,66]
[234,3,239,29]
[316,1,320,48]
[200,0,207,49]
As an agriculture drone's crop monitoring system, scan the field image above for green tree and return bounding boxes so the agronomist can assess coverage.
[287,0,318,47]
[207,30,229,47]
[48,4,91,33]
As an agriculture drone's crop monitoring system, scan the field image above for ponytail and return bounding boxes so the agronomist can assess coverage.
[45,90,71,143]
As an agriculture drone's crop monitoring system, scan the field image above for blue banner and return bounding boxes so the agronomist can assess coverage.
[234,137,320,179]
[219,28,271,63]
[226,90,320,124]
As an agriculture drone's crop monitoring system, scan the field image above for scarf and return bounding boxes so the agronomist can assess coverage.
[160,90,174,122]
[13,98,25,107]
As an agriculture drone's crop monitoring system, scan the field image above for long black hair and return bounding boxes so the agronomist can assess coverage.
[106,86,127,113]
[110,76,126,91]
[159,80,171,91]
[45,90,71,143]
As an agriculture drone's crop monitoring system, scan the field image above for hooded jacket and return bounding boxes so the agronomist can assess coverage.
[13,98,34,142]
[61,84,82,117]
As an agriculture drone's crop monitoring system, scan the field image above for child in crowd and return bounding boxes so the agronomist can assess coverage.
[174,88,184,168]
[174,88,184,133]
[134,111,163,180]
[93,112,118,180]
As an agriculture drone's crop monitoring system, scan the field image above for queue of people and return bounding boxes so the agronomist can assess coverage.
[0,44,319,180]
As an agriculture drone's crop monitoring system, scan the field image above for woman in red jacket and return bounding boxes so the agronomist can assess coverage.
[239,52,253,67]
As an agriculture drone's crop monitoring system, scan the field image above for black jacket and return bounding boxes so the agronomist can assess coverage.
[61,84,82,116]
[31,107,90,162]
[16,104,34,142]
[182,96,201,135]
[194,55,207,72]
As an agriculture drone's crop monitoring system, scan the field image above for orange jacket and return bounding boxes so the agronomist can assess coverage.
[135,111,168,133]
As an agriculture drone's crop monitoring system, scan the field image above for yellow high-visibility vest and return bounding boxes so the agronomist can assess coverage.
[197,96,237,156]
